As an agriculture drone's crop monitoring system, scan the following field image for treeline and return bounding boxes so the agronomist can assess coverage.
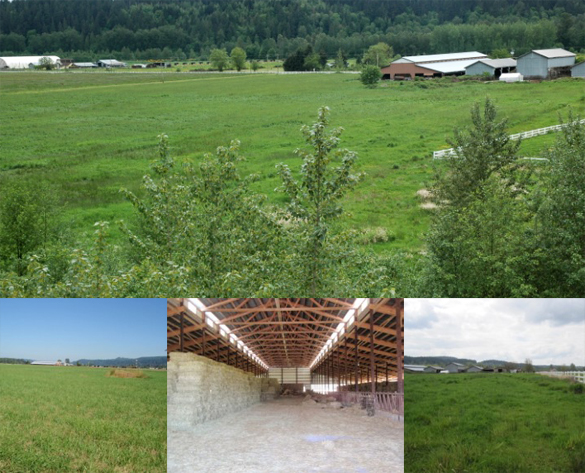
[76,356,167,368]
[0,358,29,364]
[0,0,584,60]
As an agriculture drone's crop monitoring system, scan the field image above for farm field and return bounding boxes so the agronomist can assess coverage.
[405,373,585,473]
[1,71,583,251]
[0,364,166,473]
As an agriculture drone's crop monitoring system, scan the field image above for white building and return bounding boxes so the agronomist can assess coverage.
[499,72,523,83]
[0,55,61,69]
[446,362,467,373]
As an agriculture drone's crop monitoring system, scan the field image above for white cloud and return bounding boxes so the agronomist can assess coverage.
[405,299,585,365]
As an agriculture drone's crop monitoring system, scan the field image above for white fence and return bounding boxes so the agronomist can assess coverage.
[433,119,585,159]
[539,371,585,384]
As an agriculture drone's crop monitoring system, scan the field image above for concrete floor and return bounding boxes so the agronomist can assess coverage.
[168,397,403,473]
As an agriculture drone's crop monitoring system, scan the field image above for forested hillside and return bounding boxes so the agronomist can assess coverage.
[1,0,583,59]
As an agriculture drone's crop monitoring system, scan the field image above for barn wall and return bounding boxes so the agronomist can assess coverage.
[572,63,585,78]
[466,62,494,76]
[517,52,548,78]
[168,352,263,430]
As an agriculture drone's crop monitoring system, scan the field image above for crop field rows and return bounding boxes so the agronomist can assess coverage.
[1,72,583,251]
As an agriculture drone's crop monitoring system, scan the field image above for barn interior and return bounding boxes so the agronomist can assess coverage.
[167,298,404,473]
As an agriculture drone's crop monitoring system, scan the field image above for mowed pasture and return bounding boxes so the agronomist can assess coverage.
[405,373,585,473]
[1,71,583,250]
[0,364,166,473]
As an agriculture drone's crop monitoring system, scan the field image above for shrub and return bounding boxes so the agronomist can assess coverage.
[360,65,382,88]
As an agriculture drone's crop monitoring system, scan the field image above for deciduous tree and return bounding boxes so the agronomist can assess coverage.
[230,46,247,71]
[210,48,229,71]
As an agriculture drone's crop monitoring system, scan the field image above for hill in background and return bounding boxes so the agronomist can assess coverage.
[75,356,167,368]
[405,355,583,371]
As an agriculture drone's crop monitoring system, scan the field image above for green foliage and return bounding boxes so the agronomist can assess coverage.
[251,60,260,71]
[121,134,281,295]
[423,98,538,296]
[37,56,55,70]
[536,113,585,296]
[490,48,512,59]
[334,49,347,71]
[406,373,585,473]
[230,46,247,71]
[276,106,365,294]
[362,42,393,67]
[209,48,229,71]
[2,1,585,60]
[283,45,312,71]
[0,182,58,275]
[360,65,382,88]
[434,98,523,207]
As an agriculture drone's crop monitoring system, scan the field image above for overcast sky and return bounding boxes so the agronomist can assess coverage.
[405,299,585,365]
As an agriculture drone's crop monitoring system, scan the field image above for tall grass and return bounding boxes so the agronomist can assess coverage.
[0,73,582,252]
[0,364,166,472]
[405,373,585,473]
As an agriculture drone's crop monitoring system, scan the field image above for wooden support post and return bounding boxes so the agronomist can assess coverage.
[344,338,348,391]
[201,312,206,357]
[397,302,404,396]
[355,324,359,394]
[386,362,389,386]
[179,313,184,353]
[227,346,230,366]
[370,309,375,397]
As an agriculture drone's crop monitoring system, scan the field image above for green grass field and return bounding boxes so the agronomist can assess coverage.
[1,71,583,250]
[0,364,166,473]
[405,373,585,473]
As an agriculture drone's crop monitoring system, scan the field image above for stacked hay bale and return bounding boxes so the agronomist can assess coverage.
[168,352,262,430]
[260,377,281,400]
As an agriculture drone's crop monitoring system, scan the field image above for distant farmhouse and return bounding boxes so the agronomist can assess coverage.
[517,48,575,79]
[381,51,488,80]
[0,55,61,69]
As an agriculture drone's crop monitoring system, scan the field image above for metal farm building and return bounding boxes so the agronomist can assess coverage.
[517,49,575,79]
[381,51,487,80]
[167,298,404,472]
[572,62,585,78]
[0,55,61,69]
[465,58,517,78]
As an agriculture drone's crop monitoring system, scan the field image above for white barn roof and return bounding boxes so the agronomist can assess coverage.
[0,55,61,69]
[528,48,575,59]
[31,360,59,365]
[468,58,517,69]
[97,59,126,66]
[397,51,487,64]
[421,58,483,74]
